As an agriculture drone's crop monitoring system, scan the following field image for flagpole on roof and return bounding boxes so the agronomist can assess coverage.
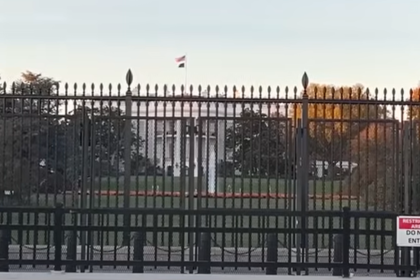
[184,53,188,94]
[175,54,188,94]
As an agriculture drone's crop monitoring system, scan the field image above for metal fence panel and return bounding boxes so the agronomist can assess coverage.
[1,71,420,275]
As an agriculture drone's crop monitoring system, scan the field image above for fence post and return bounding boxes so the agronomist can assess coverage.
[198,232,211,274]
[187,117,196,274]
[54,203,64,272]
[132,231,144,273]
[79,110,90,271]
[65,230,77,273]
[332,234,343,276]
[123,69,133,246]
[300,72,309,249]
[400,121,413,277]
[0,228,10,272]
[266,233,278,275]
[342,207,351,278]
[294,120,302,275]
[294,73,310,276]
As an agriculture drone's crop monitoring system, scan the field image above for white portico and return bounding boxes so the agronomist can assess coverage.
[134,100,240,180]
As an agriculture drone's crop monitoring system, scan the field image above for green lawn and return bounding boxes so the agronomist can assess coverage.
[92,176,342,196]
[0,176,393,250]
[86,176,369,211]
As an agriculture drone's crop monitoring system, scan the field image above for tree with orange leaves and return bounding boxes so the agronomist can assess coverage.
[290,83,386,178]
[343,122,399,210]
[404,86,420,213]
[407,87,420,120]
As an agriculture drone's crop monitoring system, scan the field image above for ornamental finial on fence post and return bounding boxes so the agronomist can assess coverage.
[126,69,133,88]
[302,72,309,93]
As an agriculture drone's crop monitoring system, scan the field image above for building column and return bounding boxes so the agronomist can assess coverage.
[207,142,217,193]
[173,120,182,177]
[194,136,199,177]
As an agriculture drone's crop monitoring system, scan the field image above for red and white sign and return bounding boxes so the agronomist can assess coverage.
[397,216,420,247]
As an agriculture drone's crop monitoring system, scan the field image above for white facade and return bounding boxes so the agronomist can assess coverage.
[312,160,358,178]
[76,98,287,177]
[134,102,239,177]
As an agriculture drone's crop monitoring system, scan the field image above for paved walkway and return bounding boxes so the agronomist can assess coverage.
[6,245,400,275]
[0,272,407,280]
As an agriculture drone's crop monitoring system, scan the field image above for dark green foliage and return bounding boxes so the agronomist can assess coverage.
[0,72,148,204]
[225,108,290,177]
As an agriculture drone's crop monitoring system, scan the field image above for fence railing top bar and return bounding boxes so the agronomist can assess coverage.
[0,206,401,218]
[0,206,361,217]
[1,93,418,105]
[0,114,404,124]
[0,114,227,120]
[71,208,346,217]
[197,116,292,121]
[308,118,401,123]
[0,207,55,214]
[349,210,398,218]
[1,94,126,101]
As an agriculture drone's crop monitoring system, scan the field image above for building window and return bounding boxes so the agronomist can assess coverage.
[165,139,174,158]
[156,120,164,135]
[166,120,176,134]
[138,120,146,137]
[209,120,216,136]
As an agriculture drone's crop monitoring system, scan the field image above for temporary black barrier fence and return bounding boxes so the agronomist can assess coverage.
[0,205,417,277]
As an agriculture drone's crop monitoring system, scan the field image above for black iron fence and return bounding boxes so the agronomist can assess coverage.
[2,71,420,276]
[0,205,416,276]
[1,70,420,214]
[0,72,420,212]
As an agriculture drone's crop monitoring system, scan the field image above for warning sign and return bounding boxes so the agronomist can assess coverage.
[397,216,420,247]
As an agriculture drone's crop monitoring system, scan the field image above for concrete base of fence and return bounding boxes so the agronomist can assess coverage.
[0,272,404,280]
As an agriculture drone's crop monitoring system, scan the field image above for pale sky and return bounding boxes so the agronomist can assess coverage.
[1,0,419,95]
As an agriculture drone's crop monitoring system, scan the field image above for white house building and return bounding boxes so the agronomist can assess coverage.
[312,160,358,178]
[132,95,288,178]
[70,93,288,179]
[134,100,239,177]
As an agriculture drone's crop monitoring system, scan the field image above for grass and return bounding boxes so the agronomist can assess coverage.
[91,176,342,196]
[0,176,395,250]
